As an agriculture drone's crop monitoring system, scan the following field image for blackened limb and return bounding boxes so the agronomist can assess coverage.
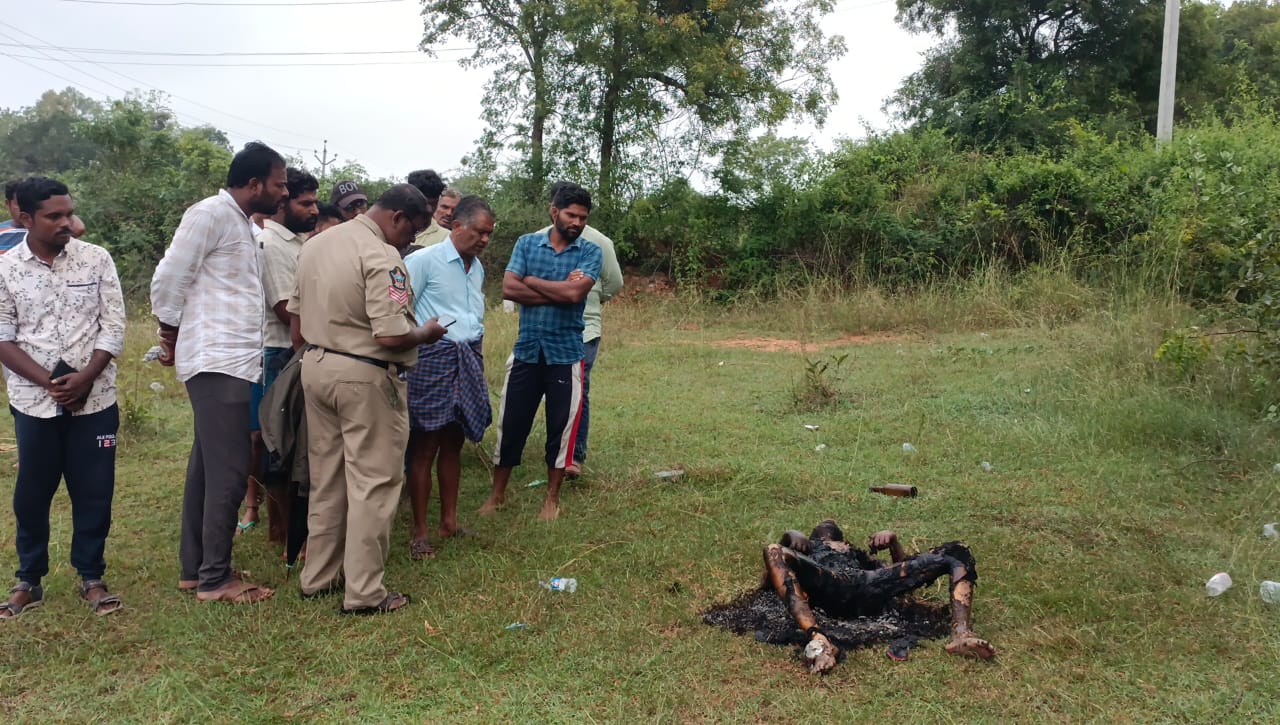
[762,521,996,674]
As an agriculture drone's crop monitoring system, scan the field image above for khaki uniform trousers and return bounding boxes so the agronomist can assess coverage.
[299,347,409,610]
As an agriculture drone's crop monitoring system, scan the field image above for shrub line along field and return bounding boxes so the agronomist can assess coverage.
[2,284,1279,721]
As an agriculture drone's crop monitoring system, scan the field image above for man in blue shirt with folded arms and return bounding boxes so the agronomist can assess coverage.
[481,184,601,521]
[402,195,496,558]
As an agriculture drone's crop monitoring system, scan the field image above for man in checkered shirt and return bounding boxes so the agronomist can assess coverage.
[480,183,602,521]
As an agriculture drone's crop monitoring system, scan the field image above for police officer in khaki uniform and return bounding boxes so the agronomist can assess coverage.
[287,183,446,614]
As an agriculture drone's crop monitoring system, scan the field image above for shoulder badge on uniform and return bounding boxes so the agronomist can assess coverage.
[388,267,409,306]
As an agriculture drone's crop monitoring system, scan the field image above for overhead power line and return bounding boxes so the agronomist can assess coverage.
[58,0,407,6]
[0,19,318,153]
[2,52,459,67]
[0,42,474,57]
[0,50,119,100]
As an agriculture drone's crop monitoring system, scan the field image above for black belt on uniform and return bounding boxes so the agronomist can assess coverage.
[305,345,406,374]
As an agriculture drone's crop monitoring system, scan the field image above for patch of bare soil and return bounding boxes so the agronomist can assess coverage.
[709,333,908,353]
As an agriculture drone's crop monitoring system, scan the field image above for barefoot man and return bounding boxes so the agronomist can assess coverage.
[403,195,495,559]
[480,183,601,520]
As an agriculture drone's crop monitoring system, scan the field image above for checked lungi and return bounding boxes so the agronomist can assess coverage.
[406,337,492,441]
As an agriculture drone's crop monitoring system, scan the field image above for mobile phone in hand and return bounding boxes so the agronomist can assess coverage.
[51,358,77,381]
[436,315,456,328]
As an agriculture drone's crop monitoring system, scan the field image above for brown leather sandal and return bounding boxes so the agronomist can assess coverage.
[0,582,43,620]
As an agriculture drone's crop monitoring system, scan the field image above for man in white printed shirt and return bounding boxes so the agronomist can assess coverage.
[0,177,126,620]
[150,142,287,605]
[241,166,318,542]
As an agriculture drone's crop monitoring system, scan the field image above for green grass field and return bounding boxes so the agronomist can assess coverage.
[2,281,1279,722]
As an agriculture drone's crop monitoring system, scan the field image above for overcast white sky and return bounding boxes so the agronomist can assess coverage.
[0,0,934,180]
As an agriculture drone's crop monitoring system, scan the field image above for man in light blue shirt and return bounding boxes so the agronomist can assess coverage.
[401,195,496,559]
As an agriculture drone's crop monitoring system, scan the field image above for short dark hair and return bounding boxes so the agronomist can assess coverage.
[552,183,592,211]
[316,202,344,222]
[375,184,430,219]
[452,195,494,227]
[406,169,446,200]
[548,180,580,203]
[4,179,19,202]
[14,176,70,215]
[227,141,285,188]
[285,167,319,199]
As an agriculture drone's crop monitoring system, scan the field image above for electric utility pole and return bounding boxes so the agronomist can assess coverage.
[313,139,338,181]
[1156,0,1180,145]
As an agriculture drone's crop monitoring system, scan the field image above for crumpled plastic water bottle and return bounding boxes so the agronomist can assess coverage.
[1205,572,1232,597]
[1263,523,1279,540]
[902,443,917,454]
[1259,581,1280,604]
[540,577,577,593]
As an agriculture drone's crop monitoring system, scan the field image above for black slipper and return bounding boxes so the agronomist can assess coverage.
[340,592,410,616]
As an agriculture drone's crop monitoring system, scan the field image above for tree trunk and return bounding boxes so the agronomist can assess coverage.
[597,78,620,207]
[597,25,628,208]
[529,43,548,200]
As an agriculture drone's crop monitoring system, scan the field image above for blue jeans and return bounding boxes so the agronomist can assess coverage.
[575,337,600,465]
[249,346,291,432]
[11,404,119,586]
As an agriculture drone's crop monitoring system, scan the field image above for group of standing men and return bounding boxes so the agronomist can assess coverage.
[0,139,621,618]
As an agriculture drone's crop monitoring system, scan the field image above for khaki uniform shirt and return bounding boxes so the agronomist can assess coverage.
[259,219,305,349]
[288,214,417,366]
[415,221,450,248]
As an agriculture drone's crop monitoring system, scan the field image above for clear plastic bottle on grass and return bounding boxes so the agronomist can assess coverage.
[1260,581,1280,604]
[1206,572,1232,597]
[540,577,577,593]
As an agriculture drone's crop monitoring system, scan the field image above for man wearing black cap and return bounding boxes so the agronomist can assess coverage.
[330,180,368,221]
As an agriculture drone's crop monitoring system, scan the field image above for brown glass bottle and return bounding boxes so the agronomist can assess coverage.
[869,484,918,498]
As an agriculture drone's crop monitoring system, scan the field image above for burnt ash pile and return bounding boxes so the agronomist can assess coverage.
[703,539,951,657]
[703,587,949,654]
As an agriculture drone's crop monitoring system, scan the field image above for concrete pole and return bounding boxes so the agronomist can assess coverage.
[1156,0,1181,144]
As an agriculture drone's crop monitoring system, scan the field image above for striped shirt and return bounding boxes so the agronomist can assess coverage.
[150,189,265,383]
[506,231,602,365]
[0,226,26,255]
[0,238,126,418]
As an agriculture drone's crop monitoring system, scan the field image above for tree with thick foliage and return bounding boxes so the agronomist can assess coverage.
[420,0,844,205]
[888,0,1230,149]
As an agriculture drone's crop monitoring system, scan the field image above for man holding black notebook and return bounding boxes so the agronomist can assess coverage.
[0,177,126,619]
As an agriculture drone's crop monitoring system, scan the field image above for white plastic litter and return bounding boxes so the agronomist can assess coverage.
[1260,581,1280,604]
[1205,572,1233,597]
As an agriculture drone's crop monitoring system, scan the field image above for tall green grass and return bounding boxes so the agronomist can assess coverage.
[2,278,1278,721]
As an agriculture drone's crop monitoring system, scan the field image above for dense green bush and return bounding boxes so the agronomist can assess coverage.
[600,113,1280,308]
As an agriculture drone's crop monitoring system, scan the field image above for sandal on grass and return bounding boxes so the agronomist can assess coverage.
[181,568,254,593]
[236,506,259,535]
[409,538,436,561]
[80,579,123,616]
[340,592,410,616]
[196,579,274,604]
[0,582,43,620]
